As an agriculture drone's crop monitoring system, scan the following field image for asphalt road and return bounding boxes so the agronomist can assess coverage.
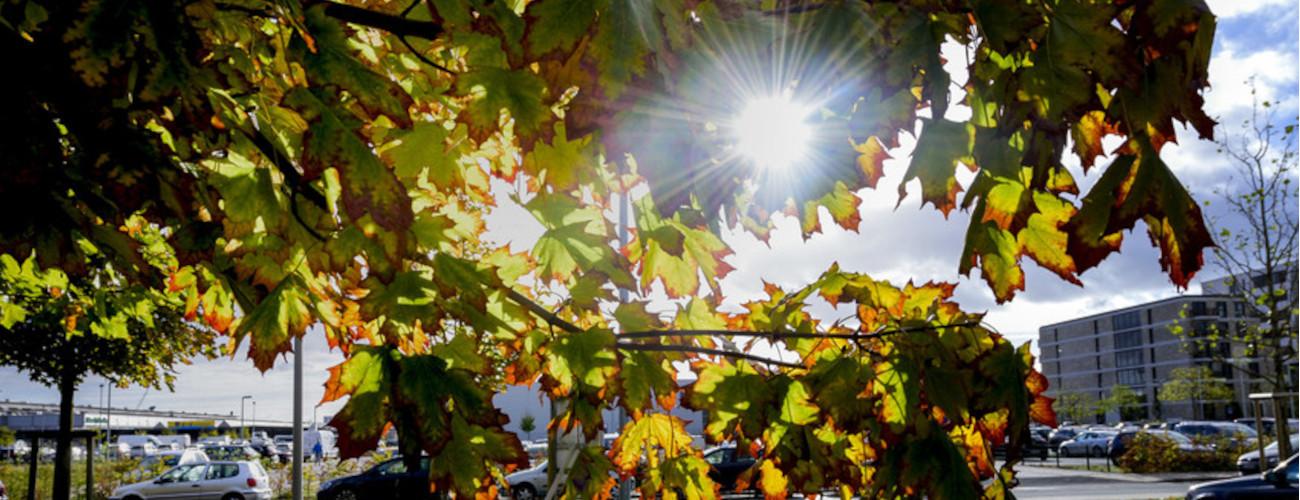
[1013,465,1203,500]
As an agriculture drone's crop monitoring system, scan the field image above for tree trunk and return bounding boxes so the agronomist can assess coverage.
[53,370,74,500]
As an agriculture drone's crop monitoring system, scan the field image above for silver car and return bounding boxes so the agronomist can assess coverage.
[1059,430,1118,457]
[109,460,272,500]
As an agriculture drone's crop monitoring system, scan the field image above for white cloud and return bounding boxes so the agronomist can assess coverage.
[1205,0,1294,19]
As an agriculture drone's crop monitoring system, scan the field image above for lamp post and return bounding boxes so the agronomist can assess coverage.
[252,401,257,439]
[240,395,252,441]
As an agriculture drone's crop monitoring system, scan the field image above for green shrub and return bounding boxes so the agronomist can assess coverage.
[1118,433,1235,473]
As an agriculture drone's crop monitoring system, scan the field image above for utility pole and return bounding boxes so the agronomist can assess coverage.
[292,334,304,500]
[241,395,252,441]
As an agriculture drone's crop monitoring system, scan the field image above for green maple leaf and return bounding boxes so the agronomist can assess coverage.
[901,119,974,216]
[589,0,649,99]
[456,67,549,139]
[285,88,415,235]
[522,0,598,57]
[322,346,394,458]
[236,273,314,371]
[293,6,414,128]
[544,328,617,394]
[686,361,772,441]
[617,350,677,414]
[428,413,529,497]
[383,122,464,189]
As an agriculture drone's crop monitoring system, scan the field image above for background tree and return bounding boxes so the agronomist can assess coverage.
[1178,90,1298,437]
[1097,385,1143,423]
[1053,392,1098,425]
[0,426,14,447]
[0,253,217,500]
[0,1,1219,498]
[519,414,536,442]
[1158,366,1235,420]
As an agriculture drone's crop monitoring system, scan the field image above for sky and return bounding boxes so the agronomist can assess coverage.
[1,1,1296,432]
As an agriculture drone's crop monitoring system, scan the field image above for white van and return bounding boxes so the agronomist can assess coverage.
[155,435,192,451]
[302,429,338,460]
[196,435,232,447]
[117,436,162,458]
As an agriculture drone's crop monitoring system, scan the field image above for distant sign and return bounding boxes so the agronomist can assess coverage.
[85,416,108,424]
[168,420,215,428]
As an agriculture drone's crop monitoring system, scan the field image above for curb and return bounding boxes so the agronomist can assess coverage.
[1021,464,1239,484]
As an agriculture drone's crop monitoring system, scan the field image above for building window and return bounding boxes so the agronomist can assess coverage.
[1216,302,1227,316]
[1116,349,1143,367]
[1113,311,1141,330]
[1191,301,1207,316]
[1234,303,1246,317]
[1117,368,1144,386]
[1148,328,1155,344]
[1152,366,1158,379]
[1115,330,1142,349]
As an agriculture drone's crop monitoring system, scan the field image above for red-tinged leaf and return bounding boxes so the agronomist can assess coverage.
[854,136,891,189]
[167,268,195,293]
[611,413,695,475]
[1071,110,1118,171]
[326,346,395,459]
[1018,192,1081,286]
[899,119,974,216]
[200,285,233,334]
[801,182,862,236]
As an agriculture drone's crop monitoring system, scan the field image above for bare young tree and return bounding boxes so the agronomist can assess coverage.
[1194,87,1298,436]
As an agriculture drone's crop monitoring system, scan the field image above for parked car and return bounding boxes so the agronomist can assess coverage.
[1235,418,1300,437]
[503,458,630,500]
[1175,421,1259,448]
[1,477,8,500]
[993,431,1049,460]
[1186,454,1297,499]
[1059,430,1118,457]
[108,460,272,500]
[1109,429,1212,465]
[506,460,548,500]
[1238,435,1300,474]
[702,445,758,491]
[1047,427,1081,451]
[316,456,433,500]
[203,445,261,461]
[0,440,29,461]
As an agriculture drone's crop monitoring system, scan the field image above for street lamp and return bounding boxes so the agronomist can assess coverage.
[240,395,252,441]
[252,401,257,439]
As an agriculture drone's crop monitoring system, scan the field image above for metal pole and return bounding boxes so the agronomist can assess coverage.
[252,401,256,439]
[293,334,304,500]
[106,386,112,459]
[615,179,632,500]
[241,395,251,441]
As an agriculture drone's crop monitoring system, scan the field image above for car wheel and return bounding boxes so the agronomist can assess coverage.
[1091,446,1102,458]
[333,487,360,500]
[512,484,538,500]
[221,494,245,500]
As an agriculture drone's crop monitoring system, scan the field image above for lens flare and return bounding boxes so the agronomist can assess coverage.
[734,96,813,170]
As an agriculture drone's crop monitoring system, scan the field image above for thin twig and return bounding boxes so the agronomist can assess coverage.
[615,342,804,369]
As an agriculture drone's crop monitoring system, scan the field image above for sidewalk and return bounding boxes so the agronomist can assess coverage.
[1022,463,1240,483]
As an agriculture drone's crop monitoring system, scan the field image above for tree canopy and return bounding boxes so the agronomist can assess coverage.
[0,0,1219,498]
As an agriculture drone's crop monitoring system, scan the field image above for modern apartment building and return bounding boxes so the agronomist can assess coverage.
[1038,294,1266,423]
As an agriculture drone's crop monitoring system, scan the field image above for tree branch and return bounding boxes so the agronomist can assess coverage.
[617,321,983,340]
[313,1,445,40]
[614,342,804,369]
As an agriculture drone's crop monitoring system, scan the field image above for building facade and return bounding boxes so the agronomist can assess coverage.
[1038,295,1267,423]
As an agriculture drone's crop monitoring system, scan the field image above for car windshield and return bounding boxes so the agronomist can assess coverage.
[1152,431,1191,443]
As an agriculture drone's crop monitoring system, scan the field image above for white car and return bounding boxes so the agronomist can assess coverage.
[506,460,549,500]
[109,460,272,500]
[1237,434,1300,474]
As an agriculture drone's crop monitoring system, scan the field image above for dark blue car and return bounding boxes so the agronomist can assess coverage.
[1185,454,1297,500]
[317,456,436,500]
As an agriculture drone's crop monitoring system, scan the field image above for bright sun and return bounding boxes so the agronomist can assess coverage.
[734,95,813,170]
